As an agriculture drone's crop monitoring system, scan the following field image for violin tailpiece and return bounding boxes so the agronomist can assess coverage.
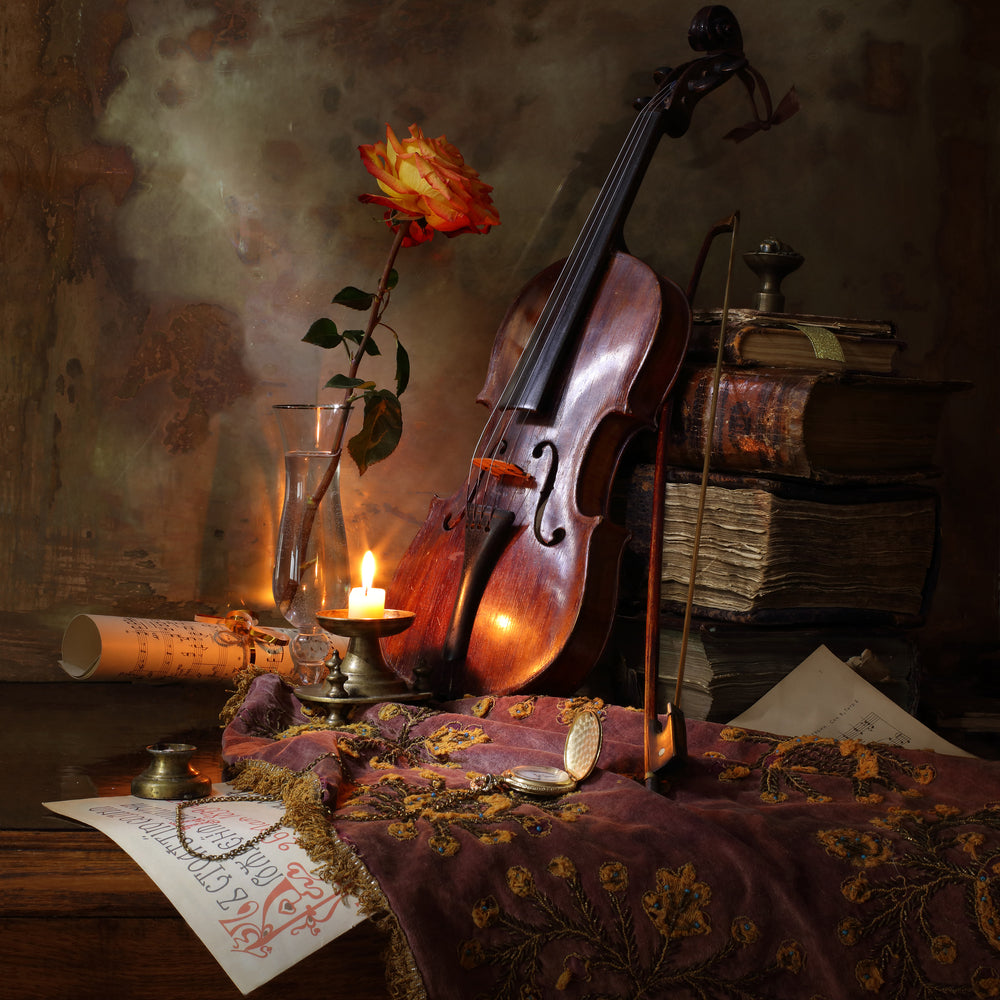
[442,506,516,672]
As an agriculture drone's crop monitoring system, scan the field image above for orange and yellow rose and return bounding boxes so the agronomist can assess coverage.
[358,123,500,246]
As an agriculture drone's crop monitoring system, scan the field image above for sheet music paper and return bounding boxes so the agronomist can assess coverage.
[728,645,971,757]
[44,787,364,994]
[59,614,296,681]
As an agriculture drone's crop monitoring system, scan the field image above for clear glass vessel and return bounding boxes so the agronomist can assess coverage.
[272,403,352,683]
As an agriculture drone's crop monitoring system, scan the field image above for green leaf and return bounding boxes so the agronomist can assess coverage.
[347,389,402,475]
[332,285,375,311]
[386,269,399,290]
[324,374,368,390]
[302,318,341,349]
[340,328,380,356]
[395,340,410,397]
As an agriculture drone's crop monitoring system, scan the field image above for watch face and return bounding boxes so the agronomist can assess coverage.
[503,764,576,796]
[512,765,572,784]
[493,711,603,798]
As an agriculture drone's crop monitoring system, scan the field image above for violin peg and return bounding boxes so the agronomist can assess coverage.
[633,95,652,112]
[652,65,673,85]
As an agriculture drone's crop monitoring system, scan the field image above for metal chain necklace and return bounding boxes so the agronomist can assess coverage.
[174,751,339,861]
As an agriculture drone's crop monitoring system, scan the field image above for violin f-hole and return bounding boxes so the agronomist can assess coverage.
[531,440,565,547]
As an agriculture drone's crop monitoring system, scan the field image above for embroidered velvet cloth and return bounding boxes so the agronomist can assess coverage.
[222,673,1000,1000]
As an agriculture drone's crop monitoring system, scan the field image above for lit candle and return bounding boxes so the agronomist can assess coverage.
[348,550,386,619]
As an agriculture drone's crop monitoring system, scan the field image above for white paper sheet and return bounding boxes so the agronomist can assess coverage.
[59,614,296,681]
[44,787,364,994]
[728,644,971,757]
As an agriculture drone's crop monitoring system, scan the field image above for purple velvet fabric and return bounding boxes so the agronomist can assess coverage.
[223,673,1000,999]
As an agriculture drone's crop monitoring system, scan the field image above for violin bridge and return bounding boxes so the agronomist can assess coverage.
[471,457,534,488]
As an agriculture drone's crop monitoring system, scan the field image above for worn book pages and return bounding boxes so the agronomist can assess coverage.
[655,624,917,721]
[729,645,970,757]
[690,308,901,373]
[44,787,364,994]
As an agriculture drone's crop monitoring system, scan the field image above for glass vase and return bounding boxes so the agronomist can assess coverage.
[272,403,352,684]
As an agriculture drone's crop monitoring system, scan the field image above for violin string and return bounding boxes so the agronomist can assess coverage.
[469,104,656,515]
[465,88,667,514]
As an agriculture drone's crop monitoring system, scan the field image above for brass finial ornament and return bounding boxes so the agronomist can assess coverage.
[743,238,803,312]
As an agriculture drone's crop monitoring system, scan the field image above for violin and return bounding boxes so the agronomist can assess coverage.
[386,6,793,697]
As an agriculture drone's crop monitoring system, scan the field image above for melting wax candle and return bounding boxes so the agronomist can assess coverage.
[348,550,385,618]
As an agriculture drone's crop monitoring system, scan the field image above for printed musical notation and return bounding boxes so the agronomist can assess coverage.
[60,614,294,681]
[839,711,909,747]
[729,645,970,757]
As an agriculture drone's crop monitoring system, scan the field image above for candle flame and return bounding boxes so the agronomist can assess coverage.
[361,550,375,591]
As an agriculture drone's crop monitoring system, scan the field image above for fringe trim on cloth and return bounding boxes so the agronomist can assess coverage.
[219,664,273,727]
[228,751,428,1000]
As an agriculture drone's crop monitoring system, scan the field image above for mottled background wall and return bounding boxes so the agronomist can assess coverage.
[1,0,997,693]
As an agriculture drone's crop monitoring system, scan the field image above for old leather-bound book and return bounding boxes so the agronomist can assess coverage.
[688,308,902,374]
[666,366,968,483]
[624,467,939,625]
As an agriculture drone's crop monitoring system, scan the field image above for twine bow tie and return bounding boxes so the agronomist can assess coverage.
[195,610,290,664]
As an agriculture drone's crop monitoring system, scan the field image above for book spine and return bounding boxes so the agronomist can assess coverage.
[666,368,817,477]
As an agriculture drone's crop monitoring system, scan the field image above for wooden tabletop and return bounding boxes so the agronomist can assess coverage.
[2,680,230,829]
[0,680,393,1000]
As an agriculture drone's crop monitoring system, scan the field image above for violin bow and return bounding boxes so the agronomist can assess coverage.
[644,211,740,790]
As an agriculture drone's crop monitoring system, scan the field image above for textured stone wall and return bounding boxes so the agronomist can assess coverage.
[1,0,996,678]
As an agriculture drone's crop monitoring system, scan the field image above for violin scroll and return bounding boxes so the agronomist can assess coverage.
[688,5,743,54]
[635,7,749,139]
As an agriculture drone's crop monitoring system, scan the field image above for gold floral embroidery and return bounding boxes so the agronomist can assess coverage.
[423,722,491,757]
[775,938,804,973]
[557,696,605,724]
[598,860,627,893]
[508,696,537,719]
[731,916,759,944]
[855,958,884,992]
[642,863,711,940]
[820,802,1000,996]
[712,728,937,802]
[471,696,495,718]
[548,855,577,880]
[506,865,534,896]
[336,704,447,769]
[930,934,957,964]
[816,828,895,868]
[341,773,587,857]
[972,967,1000,998]
[459,855,806,999]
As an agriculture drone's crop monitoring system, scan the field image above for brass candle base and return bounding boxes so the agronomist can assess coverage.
[294,609,431,725]
[131,742,212,800]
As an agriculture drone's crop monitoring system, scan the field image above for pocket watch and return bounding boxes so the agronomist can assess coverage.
[489,709,603,797]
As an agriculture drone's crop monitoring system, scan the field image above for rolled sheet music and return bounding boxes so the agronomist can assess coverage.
[60,613,297,681]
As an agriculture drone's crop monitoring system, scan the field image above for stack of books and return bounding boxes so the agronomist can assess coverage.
[620,308,969,722]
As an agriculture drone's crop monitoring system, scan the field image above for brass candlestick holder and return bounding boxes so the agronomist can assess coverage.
[293,609,431,725]
[131,742,212,800]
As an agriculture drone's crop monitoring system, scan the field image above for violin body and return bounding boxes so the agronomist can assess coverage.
[386,251,690,696]
[384,5,790,698]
